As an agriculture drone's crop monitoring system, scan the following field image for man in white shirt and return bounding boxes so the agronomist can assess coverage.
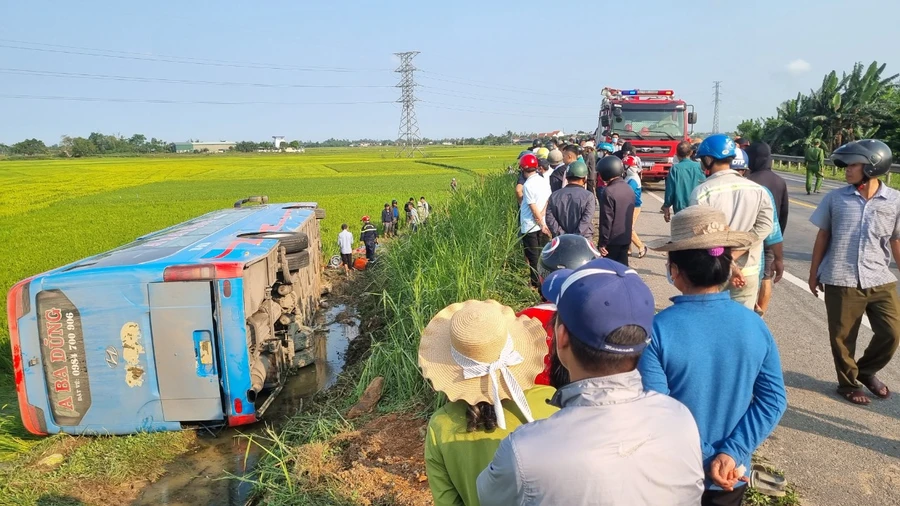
[337,223,354,276]
[520,152,552,289]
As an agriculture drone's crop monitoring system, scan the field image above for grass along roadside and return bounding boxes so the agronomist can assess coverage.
[247,173,537,505]
[0,431,194,506]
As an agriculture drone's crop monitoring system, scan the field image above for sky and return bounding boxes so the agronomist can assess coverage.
[1,0,897,144]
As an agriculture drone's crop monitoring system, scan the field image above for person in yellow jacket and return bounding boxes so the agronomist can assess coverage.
[419,299,558,506]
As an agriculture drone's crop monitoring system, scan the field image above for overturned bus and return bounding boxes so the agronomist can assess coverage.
[7,196,325,435]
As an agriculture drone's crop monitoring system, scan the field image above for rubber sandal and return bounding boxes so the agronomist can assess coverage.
[859,375,891,399]
[840,389,871,405]
[638,246,648,259]
[750,464,787,497]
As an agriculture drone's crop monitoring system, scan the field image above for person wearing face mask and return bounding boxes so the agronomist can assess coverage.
[640,205,787,506]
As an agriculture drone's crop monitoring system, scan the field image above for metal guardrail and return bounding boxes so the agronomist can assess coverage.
[771,154,899,183]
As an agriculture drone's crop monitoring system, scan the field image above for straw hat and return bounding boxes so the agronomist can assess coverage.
[418,300,546,406]
[648,206,756,252]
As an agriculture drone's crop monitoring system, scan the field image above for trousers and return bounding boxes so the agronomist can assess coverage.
[522,231,548,288]
[701,486,746,506]
[824,283,900,393]
[604,244,630,267]
[806,167,823,193]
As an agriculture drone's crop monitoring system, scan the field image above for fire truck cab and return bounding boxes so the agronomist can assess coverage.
[596,88,697,183]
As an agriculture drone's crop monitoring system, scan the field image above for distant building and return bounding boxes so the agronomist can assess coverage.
[173,141,236,153]
[272,136,285,149]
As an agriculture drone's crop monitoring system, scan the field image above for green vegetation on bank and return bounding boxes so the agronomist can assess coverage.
[249,172,537,504]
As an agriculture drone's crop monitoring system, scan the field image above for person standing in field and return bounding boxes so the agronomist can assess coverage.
[643,206,787,506]
[662,141,707,222]
[747,142,789,316]
[381,203,394,238]
[805,139,827,195]
[391,199,400,232]
[690,134,774,309]
[420,300,558,506]
[545,161,595,239]
[477,259,704,506]
[360,216,378,261]
[337,223,354,276]
[450,178,458,192]
[809,139,900,405]
[407,199,420,232]
[418,196,431,224]
[624,155,648,258]
[597,155,635,266]
[520,153,552,289]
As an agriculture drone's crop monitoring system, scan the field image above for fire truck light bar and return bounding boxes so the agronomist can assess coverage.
[622,89,674,96]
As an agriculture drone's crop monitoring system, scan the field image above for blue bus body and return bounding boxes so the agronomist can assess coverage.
[8,199,323,435]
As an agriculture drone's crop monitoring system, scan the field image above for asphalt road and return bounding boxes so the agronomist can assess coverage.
[638,173,900,506]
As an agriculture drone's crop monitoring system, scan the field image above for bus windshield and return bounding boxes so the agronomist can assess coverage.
[611,104,684,139]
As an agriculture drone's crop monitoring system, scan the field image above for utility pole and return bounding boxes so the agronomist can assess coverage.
[395,51,424,157]
[712,81,722,134]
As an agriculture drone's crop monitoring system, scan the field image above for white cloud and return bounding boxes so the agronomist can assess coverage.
[785,59,812,76]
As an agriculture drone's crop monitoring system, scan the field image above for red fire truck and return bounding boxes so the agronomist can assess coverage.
[596,88,697,183]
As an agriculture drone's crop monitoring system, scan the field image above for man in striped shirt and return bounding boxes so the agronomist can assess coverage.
[689,134,774,309]
[809,139,900,405]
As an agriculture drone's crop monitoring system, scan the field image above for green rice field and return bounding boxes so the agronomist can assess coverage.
[0,146,518,464]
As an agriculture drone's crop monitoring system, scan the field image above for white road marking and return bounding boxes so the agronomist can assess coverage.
[646,188,872,330]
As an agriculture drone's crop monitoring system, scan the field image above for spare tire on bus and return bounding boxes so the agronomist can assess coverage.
[239,231,309,253]
[286,250,310,271]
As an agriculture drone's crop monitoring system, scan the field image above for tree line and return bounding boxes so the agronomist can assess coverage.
[736,61,900,156]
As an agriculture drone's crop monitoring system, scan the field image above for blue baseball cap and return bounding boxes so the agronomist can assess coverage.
[541,268,573,305]
[555,258,655,354]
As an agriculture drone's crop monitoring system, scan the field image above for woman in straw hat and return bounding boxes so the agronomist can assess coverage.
[420,299,558,506]
[638,206,787,506]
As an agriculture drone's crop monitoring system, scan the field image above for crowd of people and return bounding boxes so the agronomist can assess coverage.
[417,135,900,505]
[335,195,433,273]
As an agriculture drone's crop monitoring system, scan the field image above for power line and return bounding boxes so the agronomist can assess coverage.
[712,81,722,133]
[0,93,397,106]
[395,51,424,158]
[418,87,584,109]
[0,67,395,89]
[418,72,594,100]
[0,42,391,73]
[419,101,591,120]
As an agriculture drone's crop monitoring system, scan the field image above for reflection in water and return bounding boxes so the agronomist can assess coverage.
[131,304,359,506]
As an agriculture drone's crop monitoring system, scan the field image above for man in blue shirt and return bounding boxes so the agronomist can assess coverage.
[662,141,706,222]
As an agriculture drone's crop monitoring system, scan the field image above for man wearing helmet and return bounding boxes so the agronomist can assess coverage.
[597,155,636,266]
[545,161,595,240]
[360,216,378,261]
[689,134,774,309]
[809,139,900,406]
[520,152,553,289]
[517,234,602,388]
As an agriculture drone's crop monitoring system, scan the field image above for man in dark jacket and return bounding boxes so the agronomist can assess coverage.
[546,161,595,239]
[582,141,598,195]
[597,156,635,266]
[746,141,788,315]
[381,203,394,237]
[361,216,378,261]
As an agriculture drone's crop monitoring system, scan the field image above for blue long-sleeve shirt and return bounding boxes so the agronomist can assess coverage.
[638,292,787,490]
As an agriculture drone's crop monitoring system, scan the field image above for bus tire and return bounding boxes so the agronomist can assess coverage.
[239,231,309,253]
[286,250,310,271]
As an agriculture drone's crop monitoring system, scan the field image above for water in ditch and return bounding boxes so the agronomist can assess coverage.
[131,303,359,506]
